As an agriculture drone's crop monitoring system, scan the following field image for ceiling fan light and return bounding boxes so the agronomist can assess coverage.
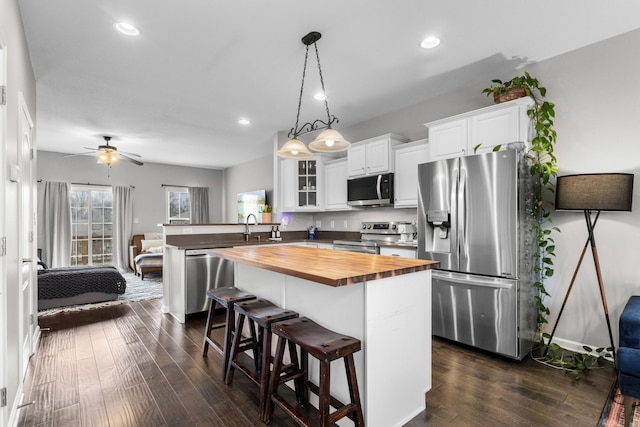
[276,138,313,158]
[98,150,119,164]
[308,128,350,153]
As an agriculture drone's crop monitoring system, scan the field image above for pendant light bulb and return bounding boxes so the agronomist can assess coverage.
[308,128,350,153]
[276,137,313,158]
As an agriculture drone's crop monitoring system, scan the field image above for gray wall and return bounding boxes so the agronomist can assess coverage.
[222,153,274,223]
[37,151,224,233]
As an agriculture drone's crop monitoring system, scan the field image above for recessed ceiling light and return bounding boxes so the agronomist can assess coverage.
[314,92,327,101]
[238,118,250,125]
[420,36,441,49]
[114,22,140,37]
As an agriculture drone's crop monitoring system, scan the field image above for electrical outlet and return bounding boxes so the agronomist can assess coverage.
[330,220,335,229]
[343,220,348,228]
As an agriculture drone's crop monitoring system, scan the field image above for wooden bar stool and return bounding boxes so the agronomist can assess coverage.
[202,286,256,380]
[225,298,299,421]
[265,317,365,427]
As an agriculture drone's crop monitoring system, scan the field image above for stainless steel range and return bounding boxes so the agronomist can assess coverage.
[333,221,415,254]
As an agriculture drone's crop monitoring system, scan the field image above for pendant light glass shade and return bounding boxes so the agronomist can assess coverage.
[276,137,313,158]
[308,128,350,153]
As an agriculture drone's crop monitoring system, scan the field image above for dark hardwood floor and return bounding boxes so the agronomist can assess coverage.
[19,299,615,426]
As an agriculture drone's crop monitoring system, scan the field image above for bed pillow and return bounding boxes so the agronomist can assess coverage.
[141,239,163,252]
[147,246,164,254]
[144,232,163,240]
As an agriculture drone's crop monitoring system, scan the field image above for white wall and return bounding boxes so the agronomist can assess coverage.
[37,151,224,233]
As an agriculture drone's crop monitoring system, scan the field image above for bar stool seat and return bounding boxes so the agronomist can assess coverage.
[202,286,256,380]
[265,317,364,427]
[225,298,299,421]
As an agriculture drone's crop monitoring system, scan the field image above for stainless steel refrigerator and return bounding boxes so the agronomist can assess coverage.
[417,149,538,360]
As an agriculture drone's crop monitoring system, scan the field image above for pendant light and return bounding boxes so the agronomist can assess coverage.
[276,31,350,158]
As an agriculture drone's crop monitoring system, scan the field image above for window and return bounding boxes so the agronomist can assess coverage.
[70,186,113,266]
[167,187,190,224]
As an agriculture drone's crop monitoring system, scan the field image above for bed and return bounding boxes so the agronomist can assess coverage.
[130,233,164,280]
[38,265,127,310]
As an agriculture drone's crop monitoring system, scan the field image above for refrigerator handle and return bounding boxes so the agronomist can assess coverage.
[432,271,514,289]
[458,168,466,260]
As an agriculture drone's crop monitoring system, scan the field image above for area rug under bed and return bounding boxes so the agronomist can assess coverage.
[38,271,162,316]
[599,381,639,427]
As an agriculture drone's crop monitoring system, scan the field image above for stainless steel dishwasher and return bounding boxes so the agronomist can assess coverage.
[185,249,234,315]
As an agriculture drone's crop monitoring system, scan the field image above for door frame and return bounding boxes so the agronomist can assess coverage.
[0,36,8,427]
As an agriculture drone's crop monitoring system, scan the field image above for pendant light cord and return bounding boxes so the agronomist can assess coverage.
[292,44,311,137]
[313,42,332,125]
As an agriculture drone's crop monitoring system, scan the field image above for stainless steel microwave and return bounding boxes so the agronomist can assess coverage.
[347,173,394,207]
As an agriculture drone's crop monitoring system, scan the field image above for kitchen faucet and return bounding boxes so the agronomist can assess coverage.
[244,213,257,241]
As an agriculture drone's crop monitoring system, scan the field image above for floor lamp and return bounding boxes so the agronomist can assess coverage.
[543,173,634,359]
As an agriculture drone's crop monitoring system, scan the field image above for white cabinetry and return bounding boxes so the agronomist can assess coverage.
[279,157,324,212]
[347,134,409,178]
[323,158,351,211]
[379,246,417,258]
[392,139,429,208]
[426,97,533,161]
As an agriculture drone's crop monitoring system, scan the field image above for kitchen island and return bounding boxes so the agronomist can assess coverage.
[211,245,439,427]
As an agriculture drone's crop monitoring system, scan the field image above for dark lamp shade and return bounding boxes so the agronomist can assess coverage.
[555,173,634,211]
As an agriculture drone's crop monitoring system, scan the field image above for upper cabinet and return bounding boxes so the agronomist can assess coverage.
[393,139,429,208]
[425,97,533,161]
[279,157,324,212]
[347,134,410,178]
[324,158,351,211]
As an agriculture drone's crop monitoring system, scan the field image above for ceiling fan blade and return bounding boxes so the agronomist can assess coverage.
[120,153,144,166]
[119,150,142,158]
[83,147,99,151]
[63,152,95,157]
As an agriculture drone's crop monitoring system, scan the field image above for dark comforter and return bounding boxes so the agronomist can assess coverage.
[38,266,127,300]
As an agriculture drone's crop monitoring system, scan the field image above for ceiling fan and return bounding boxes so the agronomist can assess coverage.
[65,136,144,166]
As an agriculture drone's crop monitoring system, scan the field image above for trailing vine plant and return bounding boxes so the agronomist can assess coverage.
[482,74,610,377]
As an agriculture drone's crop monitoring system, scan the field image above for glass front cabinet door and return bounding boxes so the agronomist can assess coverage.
[279,157,323,212]
[297,159,318,208]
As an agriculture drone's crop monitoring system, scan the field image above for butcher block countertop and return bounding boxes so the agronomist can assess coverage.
[210,245,439,287]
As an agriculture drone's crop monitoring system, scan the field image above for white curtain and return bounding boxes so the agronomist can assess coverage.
[113,185,133,271]
[189,186,210,224]
[37,181,71,268]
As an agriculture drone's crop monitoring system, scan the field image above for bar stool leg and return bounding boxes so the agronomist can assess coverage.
[221,301,234,373]
[318,360,331,427]
[345,354,365,426]
[263,334,287,423]
[288,341,305,406]
[202,299,218,357]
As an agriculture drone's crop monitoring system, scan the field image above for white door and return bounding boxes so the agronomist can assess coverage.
[0,39,7,427]
[18,93,35,374]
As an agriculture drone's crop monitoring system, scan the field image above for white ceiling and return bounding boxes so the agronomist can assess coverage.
[18,0,640,170]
